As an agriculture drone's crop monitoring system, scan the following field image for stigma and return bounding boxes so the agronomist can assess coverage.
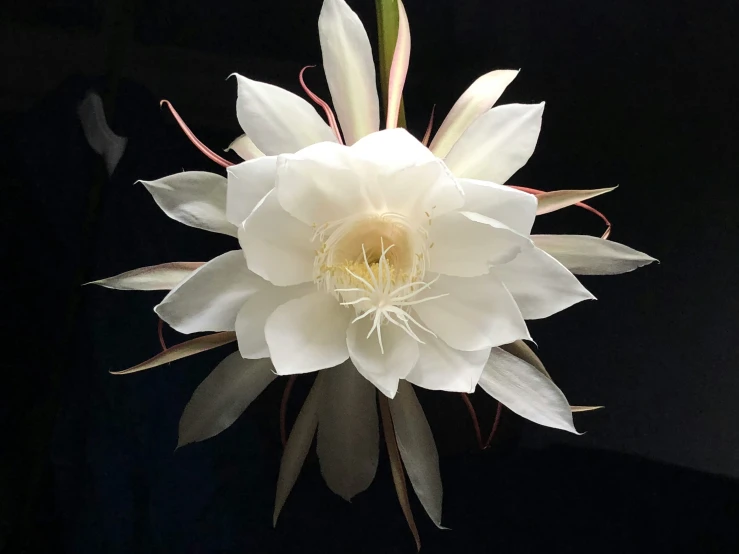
[332,242,446,353]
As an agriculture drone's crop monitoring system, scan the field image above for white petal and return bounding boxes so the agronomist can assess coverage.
[479,347,579,433]
[155,252,265,333]
[226,156,276,225]
[353,129,464,220]
[276,134,463,227]
[459,178,537,235]
[378,160,463,225]
[535,187,616,215]
[500,340,550,379]
[490,246,595,319]
[429,211,532,277]
[533,235,657,275]
[318,0,380,144]
[178,354,275,447]
[240,189,315,286]
[141,171,236,236]
[113,332,236,375]
[444,103,544,184]
[414,273,530,351]
[235,283,315,359]
[265,292,351,374]
[347,317,420,398]
[389,381,444,528]
[351,127,436,166]
[384,0,410,130]
[234,74,337,155]
[317,363,379,500]
[276,141,372,225]
[406,335,489,393]
[430,69,519,158]
[87,262,203,291]
[226,134,264,161]
[274,374,323,525]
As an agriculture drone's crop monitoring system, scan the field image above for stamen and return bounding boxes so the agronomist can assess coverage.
[345,268,375,291]
[361,244,380,288]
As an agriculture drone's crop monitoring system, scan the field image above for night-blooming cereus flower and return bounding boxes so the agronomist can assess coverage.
[90,0,656,539]
[228,128,552,399]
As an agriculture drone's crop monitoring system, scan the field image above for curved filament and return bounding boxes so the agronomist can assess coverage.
[157,318,166,351]
[160,100,234,168]
[299,66,344,144]
[483,402,504,449]
[460,393,484,450]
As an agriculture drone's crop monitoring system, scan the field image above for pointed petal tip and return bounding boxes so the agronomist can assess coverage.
[572,405,605,413]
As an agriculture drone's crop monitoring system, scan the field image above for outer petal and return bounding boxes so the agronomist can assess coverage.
[155,252,265,333]
[459,178,537,235]
[234,74,337,155]
[112,332,236,375]
[444,103,544,184]
[413,273,530,351]
[479,347,579,433]
[317,363,379,501]
[265,292,352,374]
[276,138,463,226]
[389,381,444,528]
[533,235,657,275]
[429,211,532,277]
[274,374,323,525]
[225,134,265,161]
[177,353,276,447]
[235,282,315,359]
[406,334,489,393]
[430,69,519,158]
[535,187,616,215]
[226,156,277,225]
[240,189,315,286]
[490,247,595,319]
[141,171,236,236]
[88,262,203,291]
[318,0,380,144]
[501,340,550,379]
[347,317,419,398]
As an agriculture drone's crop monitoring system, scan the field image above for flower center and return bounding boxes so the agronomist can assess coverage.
[313,213,445,352]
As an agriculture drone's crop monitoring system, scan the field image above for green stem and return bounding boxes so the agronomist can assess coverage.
[375,0,406,128]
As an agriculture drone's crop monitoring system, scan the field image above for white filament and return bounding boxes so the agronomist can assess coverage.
[334,241,446,353]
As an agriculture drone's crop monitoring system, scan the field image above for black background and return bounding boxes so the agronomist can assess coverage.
[2,0,738,552]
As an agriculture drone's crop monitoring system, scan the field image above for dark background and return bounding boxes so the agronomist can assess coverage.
[2,0,738,552]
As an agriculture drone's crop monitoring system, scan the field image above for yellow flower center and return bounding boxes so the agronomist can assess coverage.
[312,213,444,352]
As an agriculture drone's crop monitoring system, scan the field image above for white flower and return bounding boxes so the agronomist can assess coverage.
[91,0,656,533]
[227,128,554,398]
